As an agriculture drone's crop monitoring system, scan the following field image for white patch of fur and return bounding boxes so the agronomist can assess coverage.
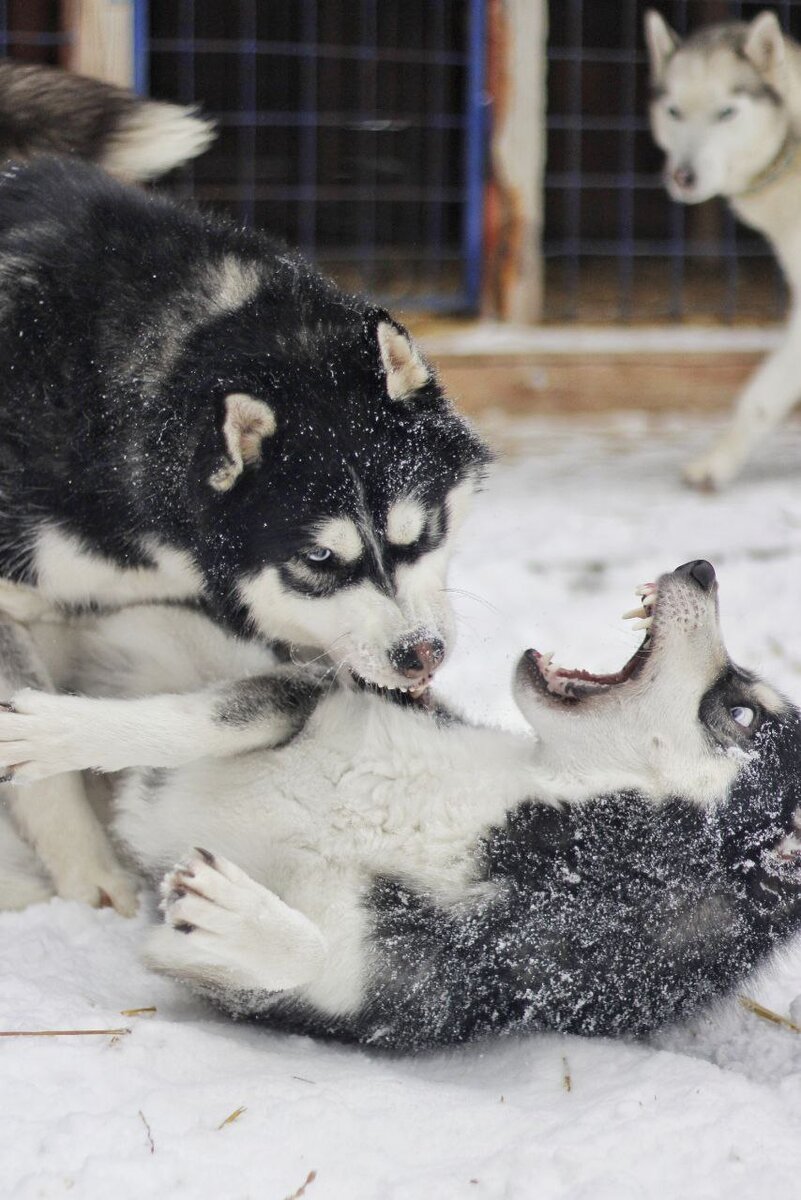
[210,393,276,492]
[0,809,53,911]
[386,498,426,546]
[33,529,203,608]
[100,101,216,182]
[377,322,430,399]
[445,477,477,534]
[312,516,364,563]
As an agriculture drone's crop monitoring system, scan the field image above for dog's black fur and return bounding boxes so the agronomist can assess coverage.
[0,156,486,638]
[248,710,801,1050]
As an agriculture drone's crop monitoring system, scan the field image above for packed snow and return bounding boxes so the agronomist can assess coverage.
[4,411,801,1199]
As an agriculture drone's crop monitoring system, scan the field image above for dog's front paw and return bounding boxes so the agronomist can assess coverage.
[0,689,98,781]
[682,449,739,492]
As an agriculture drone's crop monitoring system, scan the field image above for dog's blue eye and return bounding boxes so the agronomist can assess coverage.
[667,105,682,120]
[731,706,754,728]
[716,106,736,121]
[304,547,332,564]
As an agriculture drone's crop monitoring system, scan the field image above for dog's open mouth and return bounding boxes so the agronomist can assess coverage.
[522,582,659,703]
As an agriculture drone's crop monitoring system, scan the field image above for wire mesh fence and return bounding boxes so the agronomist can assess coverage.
[545,0,801,324]
[144,0,487,313]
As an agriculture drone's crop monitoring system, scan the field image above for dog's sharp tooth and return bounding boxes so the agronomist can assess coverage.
[642,593,657,608]
[622,607,647,620]
[538,651,554,667]
[631,617,653,631]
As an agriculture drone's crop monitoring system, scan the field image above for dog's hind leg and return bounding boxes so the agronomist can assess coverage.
[684,305,801,490]
[0,808,53,910]
[143,849,326,994]
[0,619,138,915]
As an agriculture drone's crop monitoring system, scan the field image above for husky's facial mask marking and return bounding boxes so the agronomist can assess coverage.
[515,559,789,805]
[195,321,487,691]
[646,11,791,203]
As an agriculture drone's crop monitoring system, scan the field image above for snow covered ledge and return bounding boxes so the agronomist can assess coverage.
[420,323,782,358]
[416,324,784,416]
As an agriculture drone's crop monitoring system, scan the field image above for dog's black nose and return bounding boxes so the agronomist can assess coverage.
[390,638,445,679]
[673,164,696,189]
[675,559,716,591]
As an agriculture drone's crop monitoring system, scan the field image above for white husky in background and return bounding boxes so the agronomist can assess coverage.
[647,9,801,489]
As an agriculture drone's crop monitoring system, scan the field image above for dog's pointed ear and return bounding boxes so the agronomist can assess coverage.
[644,10,681,80]
[743,11,786,84]
[377,321,430,400]
[208,392,276,492]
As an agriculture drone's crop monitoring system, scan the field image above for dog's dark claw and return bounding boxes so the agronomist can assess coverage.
[0,702,15,713]
[195,846,216,866]
[173,921,195,935]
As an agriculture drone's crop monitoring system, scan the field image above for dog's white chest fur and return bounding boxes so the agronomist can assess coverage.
[113,692,540,1013]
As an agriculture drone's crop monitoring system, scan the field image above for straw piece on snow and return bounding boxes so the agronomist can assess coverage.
[0,1027,131,1036]
[284,1170,318,1200]
[739,995,801,1034]
[120,1007,157,1017]
[217,1105,247,1130]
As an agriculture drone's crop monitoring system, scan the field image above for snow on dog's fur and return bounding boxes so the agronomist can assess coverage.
[0,157,487,912]
[4,561,801,1049]
[646,10,801,488]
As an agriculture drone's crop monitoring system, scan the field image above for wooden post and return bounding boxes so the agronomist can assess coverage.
[484,0,548,324]
[62,0,135,88]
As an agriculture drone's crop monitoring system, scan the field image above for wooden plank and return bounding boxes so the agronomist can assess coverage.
[63,0,135,87]
[436,353,765,416]
[483,0,548,323]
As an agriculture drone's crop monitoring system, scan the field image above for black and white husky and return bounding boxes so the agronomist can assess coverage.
[646,10,801,489]
[0,155,487,911]
[0,58,213,180]
[4,560,801,1049]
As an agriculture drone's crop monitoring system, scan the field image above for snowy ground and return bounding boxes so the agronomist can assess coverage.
[5,412,801,1199]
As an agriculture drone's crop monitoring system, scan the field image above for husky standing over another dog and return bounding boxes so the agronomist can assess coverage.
[2,561,800,1049]
[646,10,801,489]
[0,153,488,913]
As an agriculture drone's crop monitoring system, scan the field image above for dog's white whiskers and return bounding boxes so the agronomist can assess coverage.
[441,587,499,616]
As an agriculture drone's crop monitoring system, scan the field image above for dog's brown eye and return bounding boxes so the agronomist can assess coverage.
[731,706,754,728]
[667,105,682,120]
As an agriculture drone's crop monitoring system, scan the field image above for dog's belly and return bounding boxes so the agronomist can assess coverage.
[114,703,538,916]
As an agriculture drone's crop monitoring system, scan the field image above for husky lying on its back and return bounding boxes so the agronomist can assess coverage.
[0,156,487,913]
[0,58,213,180]
[646,10,801,489]
[5,561,801,1048]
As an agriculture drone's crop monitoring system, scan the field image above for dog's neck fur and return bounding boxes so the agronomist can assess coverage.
[730,37,801,289]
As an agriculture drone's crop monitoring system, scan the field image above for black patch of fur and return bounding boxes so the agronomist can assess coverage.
[214,675,323,732]
[241,711,801,1051]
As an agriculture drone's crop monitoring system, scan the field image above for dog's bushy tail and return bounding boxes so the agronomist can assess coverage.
[0,59,215,181]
